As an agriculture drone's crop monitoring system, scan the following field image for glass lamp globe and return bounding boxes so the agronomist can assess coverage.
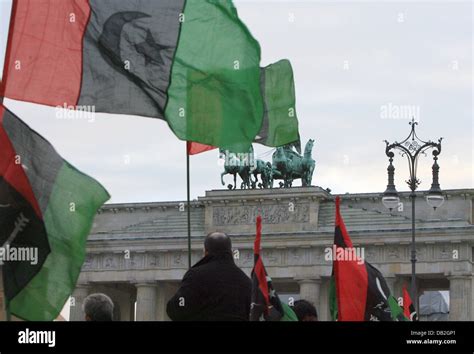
[426,194,444,210]
[382,195,400,211]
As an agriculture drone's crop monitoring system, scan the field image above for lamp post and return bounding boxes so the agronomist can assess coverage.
[382,118,444,313]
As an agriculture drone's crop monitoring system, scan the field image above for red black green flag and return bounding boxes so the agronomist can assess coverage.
[1,0,299,152]
[403,284,418,321]
[250,215,284,321]
[330,196,394,321]
[0,104,109,320]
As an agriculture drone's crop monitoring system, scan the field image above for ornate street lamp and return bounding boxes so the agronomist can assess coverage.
[383,118,444,313]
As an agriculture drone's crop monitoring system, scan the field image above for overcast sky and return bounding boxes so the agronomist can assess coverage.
[0,0,472,203]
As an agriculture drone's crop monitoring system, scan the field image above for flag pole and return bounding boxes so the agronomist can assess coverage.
[186,143,192,269]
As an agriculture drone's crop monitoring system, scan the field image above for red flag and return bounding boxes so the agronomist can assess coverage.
[403,284,418,321]
[186,142,216,155]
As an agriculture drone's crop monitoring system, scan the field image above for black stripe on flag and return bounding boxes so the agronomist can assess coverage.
[78,0,185,119]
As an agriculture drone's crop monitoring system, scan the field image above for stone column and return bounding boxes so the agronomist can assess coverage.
[69,284,91,321]
[155,282,166,321]
[318,278,330,321]
[114,287,135,321]
[448,274,472,321]
[297,277,321,315]
[135,283,158,321]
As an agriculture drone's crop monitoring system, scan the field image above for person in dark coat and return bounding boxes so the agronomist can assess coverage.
[166,232,252,321]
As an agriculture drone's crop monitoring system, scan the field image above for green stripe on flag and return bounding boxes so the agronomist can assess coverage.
[9,162,110,321]
[281,303,298,321]
[165,0,263,153]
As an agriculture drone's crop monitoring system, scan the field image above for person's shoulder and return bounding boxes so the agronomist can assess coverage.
[233,264,252,283]
[182,266,201,281]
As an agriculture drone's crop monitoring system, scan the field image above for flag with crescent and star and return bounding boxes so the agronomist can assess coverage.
[0,0,299,152]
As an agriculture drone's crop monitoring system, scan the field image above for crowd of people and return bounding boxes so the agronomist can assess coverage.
[83,232,318,322]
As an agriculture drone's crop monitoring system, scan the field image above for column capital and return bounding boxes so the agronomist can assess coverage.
[295,277,321,285]
[133,281,158,288]
[75,282,91,289]
[448,273,472,280]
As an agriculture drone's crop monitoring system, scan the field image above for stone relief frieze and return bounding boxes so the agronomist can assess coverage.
[365,247,378,263]
[146,253,161,268]
[81,243,467,272]
[171,253,186,267]
[288,248,308,265]
[128,253,145,269]
[212,203,310,226]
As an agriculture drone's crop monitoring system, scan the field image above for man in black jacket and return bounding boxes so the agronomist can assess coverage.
[166,232,252,321]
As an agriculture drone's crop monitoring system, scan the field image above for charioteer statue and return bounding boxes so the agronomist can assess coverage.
[220,139,315,189]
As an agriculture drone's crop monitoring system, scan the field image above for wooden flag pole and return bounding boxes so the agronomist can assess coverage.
[186,143,192,269]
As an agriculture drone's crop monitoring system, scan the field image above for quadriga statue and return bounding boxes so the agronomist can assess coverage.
[220,139,315,189]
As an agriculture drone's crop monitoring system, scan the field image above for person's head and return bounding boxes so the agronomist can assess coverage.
[204,232,232,257]
[293,299,318,321]
[83,293,114,321]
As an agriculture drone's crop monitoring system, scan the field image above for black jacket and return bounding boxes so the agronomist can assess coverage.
[166,253,252,321]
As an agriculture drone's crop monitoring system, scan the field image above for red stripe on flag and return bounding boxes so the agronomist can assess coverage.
[254,215,270,306]
[0,0,17,99]
[403,284,412,319]
[0,105,42,218]
[335,196,353,248]
[255,257,269,307]
[334,196,368,321]
[187,141,217,155]
[254,215,262,256]
[2,0,91,106]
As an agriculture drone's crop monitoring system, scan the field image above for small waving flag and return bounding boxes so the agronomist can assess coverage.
[403,284,418,321]
[250,215,284,321]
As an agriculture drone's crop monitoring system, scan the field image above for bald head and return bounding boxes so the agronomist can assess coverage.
[204,232,232,256]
